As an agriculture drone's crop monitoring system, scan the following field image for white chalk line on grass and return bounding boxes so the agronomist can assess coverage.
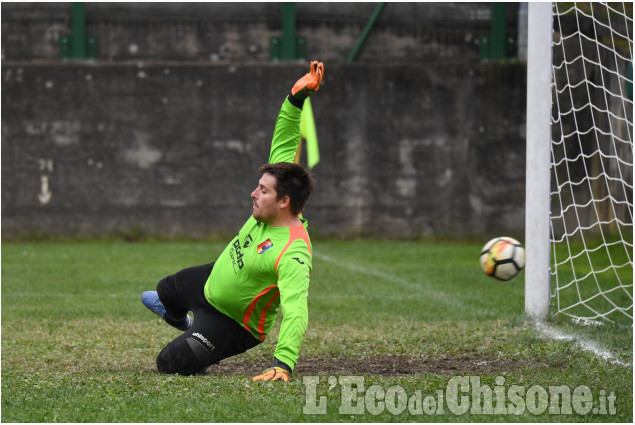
[315,252,631,367]
[314,252,467,310]
[535,321,632,367]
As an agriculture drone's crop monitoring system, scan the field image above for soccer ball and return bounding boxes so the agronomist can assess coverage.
[480,237,525,281]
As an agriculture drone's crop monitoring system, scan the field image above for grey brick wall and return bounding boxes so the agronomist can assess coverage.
[2,62,526,239]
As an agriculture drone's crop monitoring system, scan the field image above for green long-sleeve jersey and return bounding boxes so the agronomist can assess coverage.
[203,96,311,370]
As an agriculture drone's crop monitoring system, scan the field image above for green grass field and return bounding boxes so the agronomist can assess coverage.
[1,239,632,422]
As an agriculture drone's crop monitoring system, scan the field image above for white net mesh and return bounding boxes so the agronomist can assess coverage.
[550,2,633,325]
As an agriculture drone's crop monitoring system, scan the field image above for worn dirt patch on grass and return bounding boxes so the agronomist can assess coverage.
[205,354,547,376]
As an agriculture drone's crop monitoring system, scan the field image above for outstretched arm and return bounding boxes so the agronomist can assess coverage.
[268,61,324,164]
[253,244,311,383]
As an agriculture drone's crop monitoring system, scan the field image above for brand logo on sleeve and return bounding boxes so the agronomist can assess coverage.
[257,239,273,254]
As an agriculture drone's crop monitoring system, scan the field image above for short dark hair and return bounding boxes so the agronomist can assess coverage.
[259,162,316,215]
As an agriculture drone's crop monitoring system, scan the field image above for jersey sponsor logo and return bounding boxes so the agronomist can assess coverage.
[257,239,273,254]
[233,238,245,269]
[292,257,305,264]
[231,235,254,273]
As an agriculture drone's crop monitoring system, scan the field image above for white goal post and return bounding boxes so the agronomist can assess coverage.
[525,2,553,320]
[525,2,633,324]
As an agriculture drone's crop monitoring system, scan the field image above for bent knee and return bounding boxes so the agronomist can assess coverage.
[156,336,214,376]
[156,275,171,299]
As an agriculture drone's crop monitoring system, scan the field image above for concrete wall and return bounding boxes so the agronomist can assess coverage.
[2,2,527,239]
[1,2,502,63]
[1,62,527,239]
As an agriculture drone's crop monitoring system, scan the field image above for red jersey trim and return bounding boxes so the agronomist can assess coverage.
[274,225,312,273]
[242,284,277,330]
[243,225,311,339]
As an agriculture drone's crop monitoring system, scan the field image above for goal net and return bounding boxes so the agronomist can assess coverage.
[550,2,633,325]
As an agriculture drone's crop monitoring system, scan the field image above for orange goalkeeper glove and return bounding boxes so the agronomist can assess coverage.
[253,358,292,382]
[291,60,324,101]
[252,367,291,382]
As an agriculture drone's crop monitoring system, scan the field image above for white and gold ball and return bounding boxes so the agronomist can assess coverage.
[480,237,525,281]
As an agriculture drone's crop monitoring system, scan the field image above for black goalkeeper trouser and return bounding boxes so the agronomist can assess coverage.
[155,263,260,375]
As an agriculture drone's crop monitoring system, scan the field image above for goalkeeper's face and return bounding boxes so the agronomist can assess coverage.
[251,173,284,225]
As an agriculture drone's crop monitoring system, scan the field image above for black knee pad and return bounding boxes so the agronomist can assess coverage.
[156,275,171,299]
[156,336,215,376]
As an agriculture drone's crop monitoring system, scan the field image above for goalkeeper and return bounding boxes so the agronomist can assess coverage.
[141,61,324,382]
